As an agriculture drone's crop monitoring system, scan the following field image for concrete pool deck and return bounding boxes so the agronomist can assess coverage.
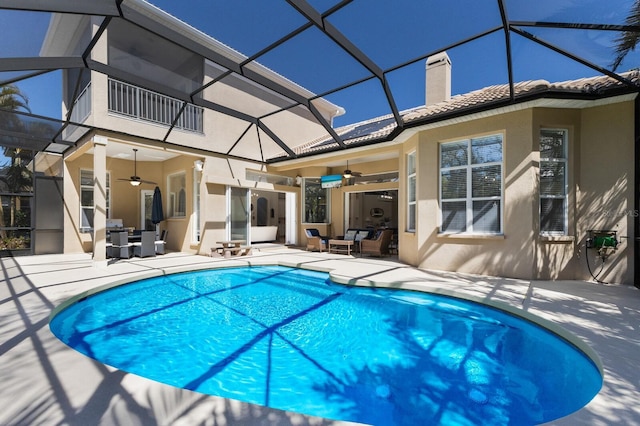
[1,248,639,425]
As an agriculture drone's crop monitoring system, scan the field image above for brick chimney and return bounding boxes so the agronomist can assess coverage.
[426,52,451,106]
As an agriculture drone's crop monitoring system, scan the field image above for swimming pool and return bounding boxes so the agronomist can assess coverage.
[50,265,602,425]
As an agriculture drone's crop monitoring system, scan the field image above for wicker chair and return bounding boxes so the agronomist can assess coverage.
[305,228,329,252]
[360,229,393,257]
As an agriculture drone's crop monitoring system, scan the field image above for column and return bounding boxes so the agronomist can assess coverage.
[93,135,108,262]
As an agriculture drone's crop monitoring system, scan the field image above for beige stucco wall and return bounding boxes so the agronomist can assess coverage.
[574,101,635,284]
[64,51,637,284]
[411,110,535,279]
[162,155,199,254]
[63,149,165,253]
[399,134,419,265]
[199,157,300,252]
[531,108,581,281]
[199,183,226,255]
[396,101,635,284]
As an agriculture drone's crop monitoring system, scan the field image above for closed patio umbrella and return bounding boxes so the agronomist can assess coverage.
[152,186,164,225]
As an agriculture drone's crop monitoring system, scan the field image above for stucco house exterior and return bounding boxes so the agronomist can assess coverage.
[37,2,640,285]
[271,59,638,284]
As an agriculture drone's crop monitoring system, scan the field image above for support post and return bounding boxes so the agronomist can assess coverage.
[93,135,108,263]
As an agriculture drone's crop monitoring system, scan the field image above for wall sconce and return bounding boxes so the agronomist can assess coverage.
[194,159,204,172]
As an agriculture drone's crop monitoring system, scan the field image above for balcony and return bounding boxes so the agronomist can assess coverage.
[108,78,203,133]
[70,82,91,124]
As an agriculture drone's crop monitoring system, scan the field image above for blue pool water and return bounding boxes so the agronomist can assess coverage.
[50,266,601,425]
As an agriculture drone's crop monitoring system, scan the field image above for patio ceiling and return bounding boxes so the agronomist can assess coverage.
[1,0,640,163]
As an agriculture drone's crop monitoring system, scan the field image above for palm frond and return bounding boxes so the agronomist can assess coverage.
[611,0,640,71]
[0,84,30,113]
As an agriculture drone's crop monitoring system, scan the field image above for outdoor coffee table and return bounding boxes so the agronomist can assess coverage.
[328,239,354,255]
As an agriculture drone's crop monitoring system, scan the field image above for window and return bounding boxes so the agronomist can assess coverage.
[168,172,186,218]
[406,151,416,232]
[440,134,502,234]
[303,178,329,223]
[540,129,568,234]
[79,169,110,231]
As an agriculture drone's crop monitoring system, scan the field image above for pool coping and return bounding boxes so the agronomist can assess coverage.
[3,250,640,425]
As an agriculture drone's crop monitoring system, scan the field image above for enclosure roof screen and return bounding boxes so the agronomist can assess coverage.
[1,0,640,162]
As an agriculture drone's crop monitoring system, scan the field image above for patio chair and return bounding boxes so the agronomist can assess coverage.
[110,231,134,259]
[360,229,393,257]
[134,231,156,258]
[305,228,329,252]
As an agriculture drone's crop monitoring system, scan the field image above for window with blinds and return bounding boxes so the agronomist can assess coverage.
[539,129,567,235]
[79,169,110,232]
[440,135,502,234]
[406,151,416,232]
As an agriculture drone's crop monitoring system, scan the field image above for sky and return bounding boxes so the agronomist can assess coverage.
[7,0,640,128]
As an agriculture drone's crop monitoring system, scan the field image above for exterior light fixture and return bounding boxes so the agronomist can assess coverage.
[194,159,204,172]
[343,160,352,179]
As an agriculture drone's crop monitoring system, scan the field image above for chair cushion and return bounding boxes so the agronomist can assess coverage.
[306,228,320,237]
[344,230,358,240]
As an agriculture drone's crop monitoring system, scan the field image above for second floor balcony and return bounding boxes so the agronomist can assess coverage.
[107,78,204,133]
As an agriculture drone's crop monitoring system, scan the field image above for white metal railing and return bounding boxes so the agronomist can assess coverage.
[108,78,203,133]
[70,82,91,123]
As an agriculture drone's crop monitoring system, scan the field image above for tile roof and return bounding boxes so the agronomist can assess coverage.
[284,71,640,158]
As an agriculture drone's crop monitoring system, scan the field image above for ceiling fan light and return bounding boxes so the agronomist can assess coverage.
[130,180,141,187]
[343,169,352,179]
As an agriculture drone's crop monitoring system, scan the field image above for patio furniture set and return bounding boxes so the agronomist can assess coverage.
[106,230,168,259]
[305,228,394,257]
[211,240,253,258]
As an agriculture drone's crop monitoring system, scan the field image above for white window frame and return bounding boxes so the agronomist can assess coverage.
[167,171,186,218]
[79,169,110,232]
[302,177,330,224]
[539,128,568,235]
[439,135,503,234]
[406,151,416,232]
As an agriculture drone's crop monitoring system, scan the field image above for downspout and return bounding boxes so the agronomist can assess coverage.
[635,94,640,288]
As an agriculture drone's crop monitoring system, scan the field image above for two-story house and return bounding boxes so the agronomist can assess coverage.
[29,0,640,285]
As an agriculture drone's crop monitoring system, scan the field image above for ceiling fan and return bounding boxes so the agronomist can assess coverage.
[118,148,157,186]
[343,160,362,179]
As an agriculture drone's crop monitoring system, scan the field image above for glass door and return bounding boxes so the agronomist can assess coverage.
[228,187,249,241]
[140,189,154,231]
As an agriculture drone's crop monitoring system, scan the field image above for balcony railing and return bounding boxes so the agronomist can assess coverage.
[70,82,91,123]
[108,78,203,133]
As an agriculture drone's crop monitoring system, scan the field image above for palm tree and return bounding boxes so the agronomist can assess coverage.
[611,0,640,71]
[0,84,31,240]
[0,84,30,113]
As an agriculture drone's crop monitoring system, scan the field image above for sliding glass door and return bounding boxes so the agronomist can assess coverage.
[228,187,249,241]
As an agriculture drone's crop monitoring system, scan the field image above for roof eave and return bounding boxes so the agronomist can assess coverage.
[267,87,640,165]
